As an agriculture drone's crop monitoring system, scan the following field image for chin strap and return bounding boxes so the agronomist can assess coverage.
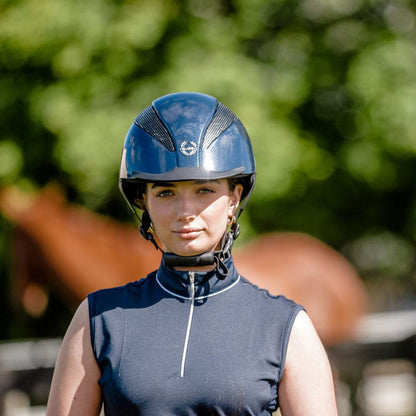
[163,230,234,279]
[138,209,238,279]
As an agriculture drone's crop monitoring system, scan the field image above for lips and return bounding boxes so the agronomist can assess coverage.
[174,228,203,240]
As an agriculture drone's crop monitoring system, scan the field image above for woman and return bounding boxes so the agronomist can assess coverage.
[46,92,338,415]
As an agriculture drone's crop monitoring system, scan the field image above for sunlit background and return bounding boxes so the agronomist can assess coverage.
[1,0,416,415]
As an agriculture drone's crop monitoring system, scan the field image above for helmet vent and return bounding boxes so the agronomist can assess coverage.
[202,103,237,149]
[134,106,175,151]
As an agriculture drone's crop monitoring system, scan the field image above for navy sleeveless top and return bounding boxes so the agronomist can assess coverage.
[88,258,304,415]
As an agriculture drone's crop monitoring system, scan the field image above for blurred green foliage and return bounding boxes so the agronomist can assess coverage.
[1,0,416,336]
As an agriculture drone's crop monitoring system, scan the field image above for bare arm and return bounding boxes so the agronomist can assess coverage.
[46,298,102,416]
[279,310,338,416]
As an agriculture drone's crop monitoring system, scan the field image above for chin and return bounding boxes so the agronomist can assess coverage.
[165,234,221,257]
[175,248,208,257]
[174,243,217,257]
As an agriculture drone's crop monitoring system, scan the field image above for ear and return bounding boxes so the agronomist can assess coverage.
[229,184,243,215]
[134,198,146,211]
[134,184,148,211]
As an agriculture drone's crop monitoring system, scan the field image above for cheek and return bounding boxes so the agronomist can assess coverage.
[147,202,170,231]
[205,198,230,228]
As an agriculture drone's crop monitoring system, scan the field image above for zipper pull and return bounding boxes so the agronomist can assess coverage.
[189,271,195,301]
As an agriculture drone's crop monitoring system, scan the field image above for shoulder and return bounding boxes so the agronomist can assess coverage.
[286,310,320,352]
[46,298,102,415]
[236,276,305,340]
[279,311,338,415]
[284,311,328,371]
[88,273,156,315]
[238,275,304,312]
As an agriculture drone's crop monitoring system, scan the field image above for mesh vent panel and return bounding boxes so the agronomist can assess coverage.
[202,103,237,149]
[134,106,175,151]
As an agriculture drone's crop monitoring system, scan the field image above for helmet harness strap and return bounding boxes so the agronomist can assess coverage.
[138,210,160,251]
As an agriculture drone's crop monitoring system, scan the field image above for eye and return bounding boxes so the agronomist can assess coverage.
[197,187,215,194]
[156,189,174,198]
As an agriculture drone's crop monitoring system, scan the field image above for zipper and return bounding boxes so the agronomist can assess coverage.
[180,271,195,378]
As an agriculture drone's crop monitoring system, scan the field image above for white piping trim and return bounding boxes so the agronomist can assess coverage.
[155,273,240,300]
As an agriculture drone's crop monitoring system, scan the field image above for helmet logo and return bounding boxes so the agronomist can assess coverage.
[180,141,197,156]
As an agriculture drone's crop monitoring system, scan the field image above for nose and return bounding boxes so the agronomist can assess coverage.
[176,193,197,222]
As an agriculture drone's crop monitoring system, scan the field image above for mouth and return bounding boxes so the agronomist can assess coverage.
[174,228,203,240]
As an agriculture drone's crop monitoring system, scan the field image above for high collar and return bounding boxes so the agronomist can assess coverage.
[155,256,240,300]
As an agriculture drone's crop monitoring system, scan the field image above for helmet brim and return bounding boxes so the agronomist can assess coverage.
[123,166,247,183]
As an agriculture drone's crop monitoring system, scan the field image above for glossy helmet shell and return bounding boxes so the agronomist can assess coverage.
[119,92,256,211]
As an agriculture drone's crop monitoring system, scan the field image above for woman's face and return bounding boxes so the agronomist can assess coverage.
[145,179,243,258]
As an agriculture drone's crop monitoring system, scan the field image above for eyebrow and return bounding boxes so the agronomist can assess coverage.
[150,179,220,189]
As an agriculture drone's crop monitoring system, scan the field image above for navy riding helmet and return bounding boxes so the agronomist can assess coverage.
[119,92,256,272]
